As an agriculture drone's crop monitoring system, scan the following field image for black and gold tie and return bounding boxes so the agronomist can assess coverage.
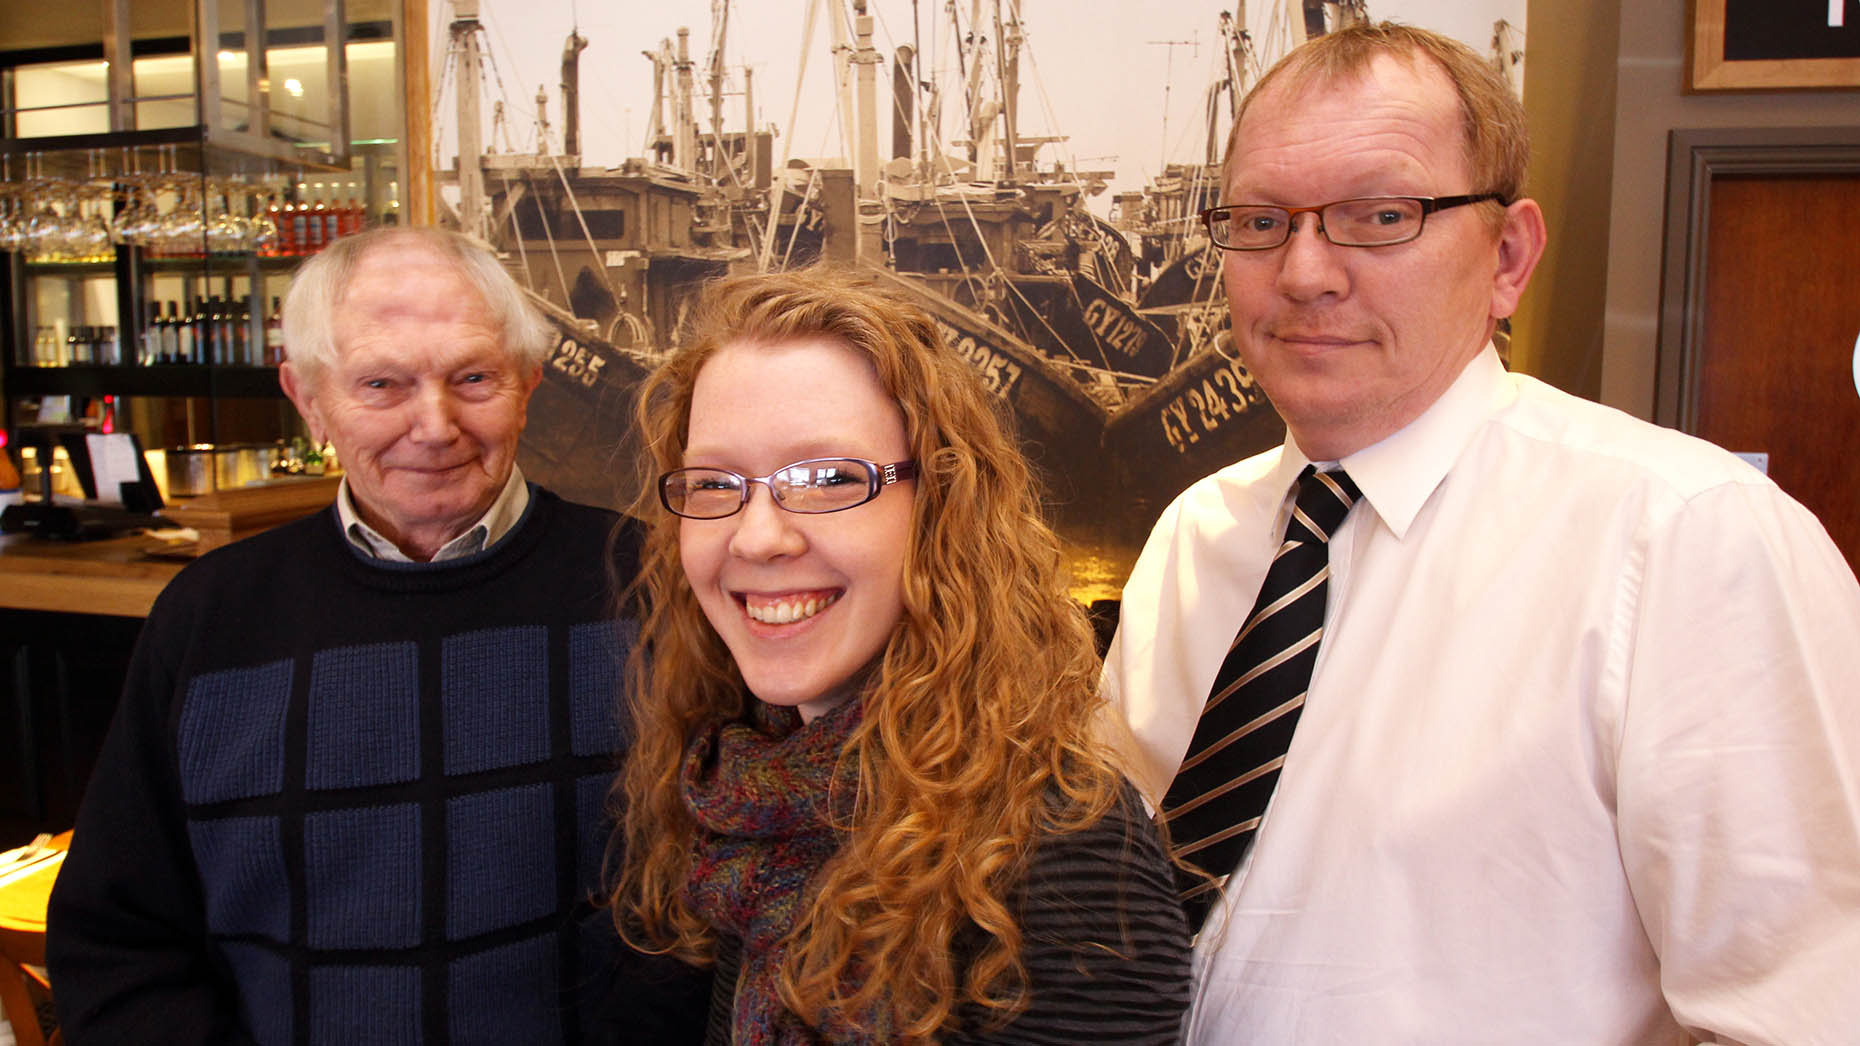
[1162,465,1361,929]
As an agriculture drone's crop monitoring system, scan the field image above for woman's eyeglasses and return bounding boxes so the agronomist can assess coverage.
[659,457,918,519]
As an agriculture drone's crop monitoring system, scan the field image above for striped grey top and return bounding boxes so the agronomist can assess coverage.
[706,786,1192,1043]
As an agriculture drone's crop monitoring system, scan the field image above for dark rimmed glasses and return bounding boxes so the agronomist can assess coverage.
[659,457,919,520]
[1199,193,1507,250]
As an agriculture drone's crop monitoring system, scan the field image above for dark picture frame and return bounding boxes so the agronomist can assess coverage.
[1688,0,1860,91]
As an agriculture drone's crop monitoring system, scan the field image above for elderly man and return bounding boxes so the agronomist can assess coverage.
[1106,22,1860,1045]
[47,227,701,1044]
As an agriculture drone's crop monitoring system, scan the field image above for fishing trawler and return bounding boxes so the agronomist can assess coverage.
[439,0,1516,584]
[446,0,1156,536]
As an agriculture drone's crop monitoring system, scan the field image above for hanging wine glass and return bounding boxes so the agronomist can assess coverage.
[70,182,115,262]
[114,174,164,247]
[25,178,72,261]
[248,185,279,254]
[207,181,245,254]
[154,177,206,256]
[0,184,27,254]
[0,155,25,253]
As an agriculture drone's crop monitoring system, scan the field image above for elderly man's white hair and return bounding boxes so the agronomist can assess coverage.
[280,226,553,388]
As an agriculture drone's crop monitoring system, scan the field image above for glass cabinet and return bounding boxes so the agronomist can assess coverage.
[1,0,404,458]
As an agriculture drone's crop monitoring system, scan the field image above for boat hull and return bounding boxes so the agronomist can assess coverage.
[864,268,1110,525]
[1104,344,1285,526]
[517,292,658,513]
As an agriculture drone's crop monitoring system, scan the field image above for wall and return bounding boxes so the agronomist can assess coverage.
[1513,0,1622,400]
[1601,0,1860,416]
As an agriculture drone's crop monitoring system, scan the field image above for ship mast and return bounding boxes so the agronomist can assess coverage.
[643,38,672,161]
[994,0,1021,182]
[1296,0,1370,42]
[675,28,698,173]
[560,28,588,159]
[853,0,881,198]
[707,0,731,180]
[892,44,916,165]
[959,0,991,172]
[758,0,828,271]
[1224,2,1251,114]
[1491,19,1525,98]
[1208,5,1253,166]
[451,0,488,241]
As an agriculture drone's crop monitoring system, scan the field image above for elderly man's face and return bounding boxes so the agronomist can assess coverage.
[1220,54,1536,460]
[282,244,539,558]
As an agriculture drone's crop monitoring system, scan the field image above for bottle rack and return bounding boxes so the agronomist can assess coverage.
[3,132,400,441]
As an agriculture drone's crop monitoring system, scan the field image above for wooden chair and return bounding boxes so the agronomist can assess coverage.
[0,923,60,1046]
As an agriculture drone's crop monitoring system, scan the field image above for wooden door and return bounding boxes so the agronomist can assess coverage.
[1696,172,1860,573]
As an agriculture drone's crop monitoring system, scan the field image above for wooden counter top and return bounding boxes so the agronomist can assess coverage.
[0,534,186,618]
[0,477,339,618]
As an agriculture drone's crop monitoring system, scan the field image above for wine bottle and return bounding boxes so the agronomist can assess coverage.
[265,295,286,366]
[307,183,327,253]
[193,300,210,364]
[341,183,365,236]
[324,185,345,244]
[160,301,180,364]
[236,295,253,365]
[263,194,284,257]
[290,184,311,256]
[175,300,194,364]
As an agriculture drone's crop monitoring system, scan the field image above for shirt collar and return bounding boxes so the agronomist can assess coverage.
[1280,346,1517,540]
[337,465,531,563]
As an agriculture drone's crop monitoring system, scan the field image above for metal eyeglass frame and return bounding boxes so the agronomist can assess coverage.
[1198,193,1507,250]
[659,457,919,519]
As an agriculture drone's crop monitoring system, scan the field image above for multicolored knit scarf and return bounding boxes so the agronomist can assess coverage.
[681,698,879,1045]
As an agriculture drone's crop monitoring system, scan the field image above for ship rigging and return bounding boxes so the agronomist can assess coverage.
[426,0,1519,571]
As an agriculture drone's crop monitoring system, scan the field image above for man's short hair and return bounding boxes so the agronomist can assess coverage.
[1227,21,1530,207]
[281,226,553,388]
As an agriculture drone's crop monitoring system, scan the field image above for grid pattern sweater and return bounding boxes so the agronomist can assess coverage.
[47,491,699,1045]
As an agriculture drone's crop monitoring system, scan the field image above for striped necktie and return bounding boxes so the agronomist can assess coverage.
[1162,465,1361,929]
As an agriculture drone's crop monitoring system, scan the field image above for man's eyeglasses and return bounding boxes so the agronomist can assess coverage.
[659,457,919,520]
[1199,194,1506,251]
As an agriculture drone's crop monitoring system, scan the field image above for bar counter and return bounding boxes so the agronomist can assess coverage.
[0,535,186,619]
[0,476,339,619]
[2,478,341,844]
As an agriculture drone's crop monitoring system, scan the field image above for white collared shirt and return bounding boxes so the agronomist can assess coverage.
[336,465,530,562]
[1107,347,1860,1044]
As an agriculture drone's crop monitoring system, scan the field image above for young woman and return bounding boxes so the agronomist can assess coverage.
[612,268,1190,1045]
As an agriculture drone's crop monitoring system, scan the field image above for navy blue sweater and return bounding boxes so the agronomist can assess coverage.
[48,489,707,1045]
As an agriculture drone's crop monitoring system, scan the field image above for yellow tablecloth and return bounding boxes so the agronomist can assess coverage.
[0,834,70,935]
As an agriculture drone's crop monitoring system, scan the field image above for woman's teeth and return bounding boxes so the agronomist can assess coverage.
[745,592,840,624]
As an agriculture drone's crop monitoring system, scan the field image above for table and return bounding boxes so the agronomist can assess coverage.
[0,831,70,1046]
[0,833,69,935]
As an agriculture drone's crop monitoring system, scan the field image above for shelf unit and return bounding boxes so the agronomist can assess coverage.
[1,129,349,446]
[5,364,282,400]
[0,0,406,453]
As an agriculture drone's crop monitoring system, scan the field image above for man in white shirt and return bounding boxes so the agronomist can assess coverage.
[1105,22,1860,1045]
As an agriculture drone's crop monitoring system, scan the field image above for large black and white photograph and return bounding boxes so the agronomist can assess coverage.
[450,0,1528,598]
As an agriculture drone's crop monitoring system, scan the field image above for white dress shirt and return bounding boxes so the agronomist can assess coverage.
[336,465,531,562]
[1106,347,1860,1045]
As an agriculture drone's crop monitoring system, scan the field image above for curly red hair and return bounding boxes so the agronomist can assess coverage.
[611,266,1131,1040]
